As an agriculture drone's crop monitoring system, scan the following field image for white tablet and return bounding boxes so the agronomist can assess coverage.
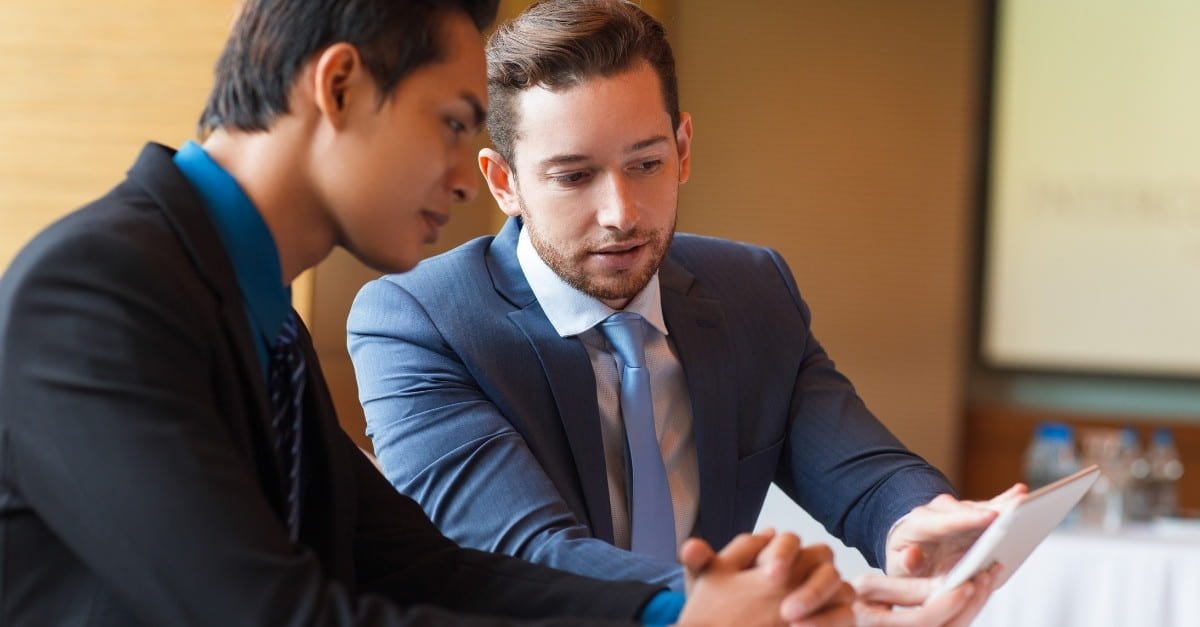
[926,465,1101,601]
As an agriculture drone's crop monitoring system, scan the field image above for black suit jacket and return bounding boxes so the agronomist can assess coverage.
[0,144,658,626]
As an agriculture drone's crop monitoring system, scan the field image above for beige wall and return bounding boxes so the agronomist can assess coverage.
[0,1,233,269]
[673,0,984,477]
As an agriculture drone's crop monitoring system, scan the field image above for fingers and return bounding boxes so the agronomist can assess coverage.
[886,495,1003,577]
[710,531,776,571]
[683,529,795,591]
[680,537,716,571]
[899,545,923,576]
[851,563,1002,627]
[789,543,834,584]
[852,579,975,627]
[679,537,716,595]
[986,483,1028,509]
[943,567,996,627]
[721,532,776,570]
[852,572,934,607]
[903,499,999,537]
[758,531,803,580]
[915,579,975,621]
[998,483,1026,497]
[789,596,854,627]
[779,561,845,621]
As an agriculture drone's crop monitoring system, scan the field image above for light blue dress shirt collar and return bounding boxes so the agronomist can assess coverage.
[173,140,290,372]
[515,226,668,338]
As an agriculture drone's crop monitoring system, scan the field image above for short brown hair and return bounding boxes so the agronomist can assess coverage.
[485,0,680,166]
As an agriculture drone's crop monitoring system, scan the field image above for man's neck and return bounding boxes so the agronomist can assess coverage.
[202,126,335,285]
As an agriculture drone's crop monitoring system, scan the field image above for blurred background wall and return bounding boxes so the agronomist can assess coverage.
[0,1,232,268]
[672,0,983,478]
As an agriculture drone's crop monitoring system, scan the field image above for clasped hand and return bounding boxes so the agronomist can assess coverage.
[678,528,853,627]
[677,502,1019,627]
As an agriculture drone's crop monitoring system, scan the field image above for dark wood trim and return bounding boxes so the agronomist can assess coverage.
[962,403,1200,512]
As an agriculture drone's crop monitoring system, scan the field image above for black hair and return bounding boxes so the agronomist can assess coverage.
[199,0,498,136]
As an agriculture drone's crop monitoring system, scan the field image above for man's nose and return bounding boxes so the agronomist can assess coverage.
[596,174,638,231]
[448,152,480,204]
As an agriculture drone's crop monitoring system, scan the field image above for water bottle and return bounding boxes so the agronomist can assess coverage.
[1024,422,1081,491]
[1122,428,1153,522]
[1078,427,1128,530]
[1146,427,1183,518]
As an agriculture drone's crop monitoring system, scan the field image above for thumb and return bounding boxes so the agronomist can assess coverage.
[680,538,716,591]
[853,572,936,607]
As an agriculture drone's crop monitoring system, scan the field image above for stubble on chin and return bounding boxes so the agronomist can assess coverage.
[525,219,672,303]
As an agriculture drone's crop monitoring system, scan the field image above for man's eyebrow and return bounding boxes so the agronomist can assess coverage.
[534,135,672,170]
[537,154,590,169]
[629,135,670,152]
[460,91,486,130]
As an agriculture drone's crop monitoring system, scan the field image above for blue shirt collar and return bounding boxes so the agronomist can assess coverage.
[173,140,291,370]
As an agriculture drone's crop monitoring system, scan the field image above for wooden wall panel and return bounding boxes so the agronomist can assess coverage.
[673,0,985,478]
[1,1,234,270]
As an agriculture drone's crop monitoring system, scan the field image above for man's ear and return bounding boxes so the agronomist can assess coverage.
[675,111,694,184]
[312,43,366,129]
[479,148,522,218]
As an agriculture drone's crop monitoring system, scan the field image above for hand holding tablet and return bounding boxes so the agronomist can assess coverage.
[926,465,1101,602]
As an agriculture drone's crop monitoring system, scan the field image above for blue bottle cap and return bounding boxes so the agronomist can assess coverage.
[1036,422,1073,443]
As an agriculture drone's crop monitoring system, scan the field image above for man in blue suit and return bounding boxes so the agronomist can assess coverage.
[349,1,1009,622]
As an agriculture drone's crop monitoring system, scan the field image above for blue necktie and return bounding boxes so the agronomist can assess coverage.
[268,313,306,541]
[599,312,676,560]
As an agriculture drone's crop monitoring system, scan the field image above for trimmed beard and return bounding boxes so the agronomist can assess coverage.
[518,193,675,304]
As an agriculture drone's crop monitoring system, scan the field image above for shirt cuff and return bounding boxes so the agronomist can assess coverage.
[883,509,919,572]
[640,590,686,626]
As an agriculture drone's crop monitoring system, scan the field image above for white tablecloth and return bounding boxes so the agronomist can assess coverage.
[973,525,1200,627]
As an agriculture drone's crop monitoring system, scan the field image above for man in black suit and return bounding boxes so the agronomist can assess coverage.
[0,0,853,625]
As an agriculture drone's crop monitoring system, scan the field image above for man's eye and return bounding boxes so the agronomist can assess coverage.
[634,160,663,173]
[446,118,467,135]
[552,171,589,185]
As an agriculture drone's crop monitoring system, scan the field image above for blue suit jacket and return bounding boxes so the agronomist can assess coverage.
[348,217,953,590]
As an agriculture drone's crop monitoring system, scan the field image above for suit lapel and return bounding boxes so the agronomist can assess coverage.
[126,143,284,508]
[659,257,739,546]
[507,307,615,542]
[127,144,270,420]
[489,218,616,542]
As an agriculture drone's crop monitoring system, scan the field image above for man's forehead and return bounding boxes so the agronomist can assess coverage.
[511,73,672,157]
[416,11,487,101]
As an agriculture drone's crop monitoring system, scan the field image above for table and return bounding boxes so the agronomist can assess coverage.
[973,525,1200,627]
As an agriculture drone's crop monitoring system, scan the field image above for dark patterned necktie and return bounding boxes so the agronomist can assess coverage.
[599,312,676,560]
[268,312,306,541]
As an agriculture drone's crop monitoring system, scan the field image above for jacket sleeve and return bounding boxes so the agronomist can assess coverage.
[0,220,651,626]
[763,248,955,568]
[346,435,663,620]
[347,276,684,591]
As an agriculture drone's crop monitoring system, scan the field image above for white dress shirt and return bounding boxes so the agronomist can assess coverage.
[516,227,699,551]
